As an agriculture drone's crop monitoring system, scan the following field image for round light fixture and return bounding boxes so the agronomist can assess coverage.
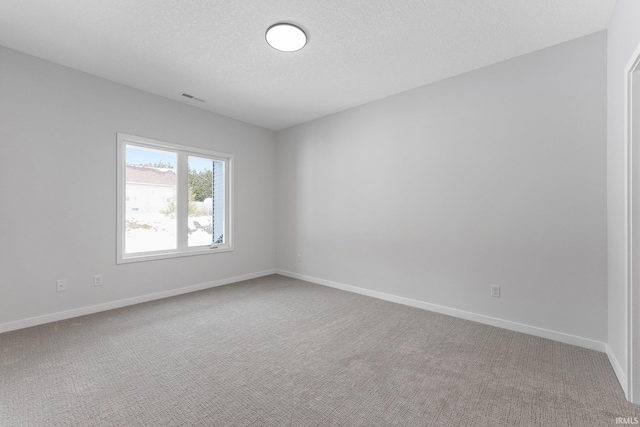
[266,23,307,52]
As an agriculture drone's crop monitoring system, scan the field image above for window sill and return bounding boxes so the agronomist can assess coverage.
[117,245,234,264]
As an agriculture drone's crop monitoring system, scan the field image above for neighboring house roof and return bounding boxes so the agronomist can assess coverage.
[126,164,176,186]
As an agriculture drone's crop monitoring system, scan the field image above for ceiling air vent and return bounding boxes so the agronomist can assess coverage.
[181,93,205,102]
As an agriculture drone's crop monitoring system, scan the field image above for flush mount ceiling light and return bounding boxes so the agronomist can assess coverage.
[266,23,307,52]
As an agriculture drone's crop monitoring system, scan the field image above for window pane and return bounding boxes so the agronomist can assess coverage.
[188,156,225,247]
[125,145,177,253]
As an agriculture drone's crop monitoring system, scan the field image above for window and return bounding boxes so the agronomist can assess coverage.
[117,133,232,263]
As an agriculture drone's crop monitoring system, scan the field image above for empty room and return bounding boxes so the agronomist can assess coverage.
[2,0,640,425]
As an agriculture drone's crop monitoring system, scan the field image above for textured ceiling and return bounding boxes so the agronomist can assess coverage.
[0,0,615,130]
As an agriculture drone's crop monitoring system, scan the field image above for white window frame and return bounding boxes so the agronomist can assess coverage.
[116,133,233,264]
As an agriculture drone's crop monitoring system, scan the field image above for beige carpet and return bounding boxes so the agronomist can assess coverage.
[1,274,638,426]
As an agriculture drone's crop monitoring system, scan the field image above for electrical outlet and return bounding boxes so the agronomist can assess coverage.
[56,279,67,292]
[491,285,500,298]
[93,275,103,287]
[297,254,302,263]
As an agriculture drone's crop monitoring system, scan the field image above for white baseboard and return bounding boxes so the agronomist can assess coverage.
[276,270,607,353]
[606,344,628,399]
[0,269,277,334]
[2,267,609,355]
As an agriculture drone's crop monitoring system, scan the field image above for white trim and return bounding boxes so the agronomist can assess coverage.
[115,246,235,264]
[0,270,276,334]
[276,270,606,352]
[177,151,188,252]
[608,344,629,398]
[625,40,640,404]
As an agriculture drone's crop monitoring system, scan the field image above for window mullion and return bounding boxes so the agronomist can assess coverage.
[176,152,188,251]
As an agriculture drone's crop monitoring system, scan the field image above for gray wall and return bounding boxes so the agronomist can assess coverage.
[0,46,277,325]
[607,0,640,389]
[276,32,607,343]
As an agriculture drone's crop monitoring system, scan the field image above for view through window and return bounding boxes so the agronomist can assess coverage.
[125,146,177,253]
[187,156,225,247]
